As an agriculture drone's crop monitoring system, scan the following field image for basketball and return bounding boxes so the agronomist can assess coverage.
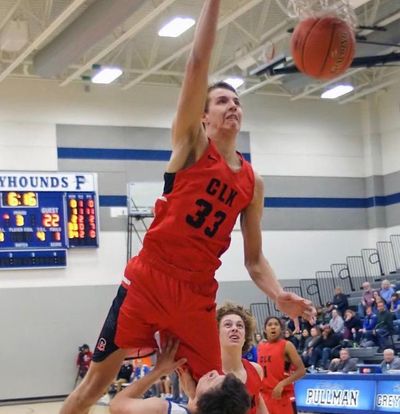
[290,16,355,80]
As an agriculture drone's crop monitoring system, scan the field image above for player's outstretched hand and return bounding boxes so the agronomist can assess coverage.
[155,337,187,377]
[276,291,316,325]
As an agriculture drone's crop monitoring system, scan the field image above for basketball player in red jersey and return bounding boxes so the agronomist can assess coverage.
[258,317,306,414]
[217,303,268,414]
[61,1,314,413]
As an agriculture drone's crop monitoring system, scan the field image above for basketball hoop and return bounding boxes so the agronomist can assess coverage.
[286,0,357,29]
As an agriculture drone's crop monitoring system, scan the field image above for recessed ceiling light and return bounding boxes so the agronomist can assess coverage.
[223,77,245,89]
[321,84,354,99]
[91,67,123,84]
[158,17,195,38]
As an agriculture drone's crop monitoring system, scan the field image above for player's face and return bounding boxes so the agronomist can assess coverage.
[219,314,245,349]
[264,318,281,341]
[203,88,242,133]
[196,370,225,397]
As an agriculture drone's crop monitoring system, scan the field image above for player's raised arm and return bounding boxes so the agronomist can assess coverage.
[241,173,316,323]
[169,0,221,170]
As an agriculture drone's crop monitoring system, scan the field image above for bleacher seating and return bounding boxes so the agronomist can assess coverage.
[250,234,400,358]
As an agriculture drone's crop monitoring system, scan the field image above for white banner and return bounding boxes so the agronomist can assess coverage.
[0,172,96,192]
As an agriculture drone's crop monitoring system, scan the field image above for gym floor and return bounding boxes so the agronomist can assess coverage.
[0,402,110,413]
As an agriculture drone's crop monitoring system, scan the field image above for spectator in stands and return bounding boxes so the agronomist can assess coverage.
[389,293,400,318]
[301,326,321,367]
[372,290,384,314]
[298,329,312,354]
[375,300,394,351]
[380,279,395,309]
[343,309,362,343]
[380,348,400,373]
[283,328,299,349]
[76,344,93,381]
[242,341,258,363]
[316,306,330,326]
[329,309,345,336]
[328,348,358,373]
[358,281,374,317]
[360,306,378,347]
[111,359,134,393]
[328,287,349,316]
[255,333,263,344]
[287,316,312,334]
[133,358,150,381]
[314,326,341,369]
[390,293,400,334]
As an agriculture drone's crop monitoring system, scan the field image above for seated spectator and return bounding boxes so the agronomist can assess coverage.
[133,358,150,381]
[372,290,384,314]
[343,309,362,343]
[301,326,321,367]
[242,341,257,363]
[358,281,374,317]
[328,287,349,316]
[76,344,93,382]
[389,293,400,318]
[111,359,134,393]
[316,305,330,326]
[359,306,378,347]
[375,300,394,351]
[380,348,400,373]
[329,309,345,336]
[380,279,395,309]
[298,328,312,354]
[254,332,263,345]
[313,326,341,369]
[283,327,299,349]
[328,348,358,373]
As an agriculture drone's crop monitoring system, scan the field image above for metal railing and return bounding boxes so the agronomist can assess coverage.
[250,302,271,333]
[299,278,322,306]
[249,235,400,323]
[361,248,383,278]
[331,263,355,293]
[315,271,335,306]
[390,235,400,269]
[376,241,397,275]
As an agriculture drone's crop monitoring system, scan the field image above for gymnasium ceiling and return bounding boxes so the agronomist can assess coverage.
[0,0,399,103]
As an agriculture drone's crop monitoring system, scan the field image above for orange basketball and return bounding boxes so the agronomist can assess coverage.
[290,16,355,80]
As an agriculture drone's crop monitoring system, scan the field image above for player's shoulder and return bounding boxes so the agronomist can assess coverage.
[249,361,264,379]
[168,400,191,414]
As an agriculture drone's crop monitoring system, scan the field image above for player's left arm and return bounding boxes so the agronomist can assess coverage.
[271,341,306,400]
[110,338,186,414]
[280,341,306,388]
[241,173,315,322]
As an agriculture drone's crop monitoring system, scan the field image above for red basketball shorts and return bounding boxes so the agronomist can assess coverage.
[262,392,296,414]
[114,255,221,380]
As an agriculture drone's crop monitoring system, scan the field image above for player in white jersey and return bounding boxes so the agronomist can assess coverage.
[110,337,250,414]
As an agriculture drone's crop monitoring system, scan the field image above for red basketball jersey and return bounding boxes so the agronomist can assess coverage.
[257,339,294,395]
[127,140,254,282]
[242,359,262,414]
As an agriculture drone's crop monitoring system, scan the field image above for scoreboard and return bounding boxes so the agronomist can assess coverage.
[0,172,99,269]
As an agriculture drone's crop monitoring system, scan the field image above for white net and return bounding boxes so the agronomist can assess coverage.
[286,0,357,28]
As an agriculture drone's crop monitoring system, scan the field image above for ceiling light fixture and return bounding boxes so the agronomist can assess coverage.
[321,84,354,99]
[91,66,123,84]
[224,77,245,89]
[158,17,195,38]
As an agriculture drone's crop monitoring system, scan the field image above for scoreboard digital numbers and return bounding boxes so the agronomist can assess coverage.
[0,172,99,269]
